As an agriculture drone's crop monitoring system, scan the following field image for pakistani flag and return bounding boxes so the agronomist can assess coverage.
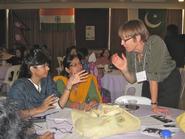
[40,8,75,31]
[139,9,166,37]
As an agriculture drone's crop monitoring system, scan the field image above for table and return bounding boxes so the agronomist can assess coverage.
[34,105,185,139]
[101,70,128,102]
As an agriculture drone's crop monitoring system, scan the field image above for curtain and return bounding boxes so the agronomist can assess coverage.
[110,9,128,55]
[165,9,182,36]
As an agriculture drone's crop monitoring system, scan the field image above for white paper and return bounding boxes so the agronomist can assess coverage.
[34,108,73,139]
[140,114,175,126]
[136,71,147,82]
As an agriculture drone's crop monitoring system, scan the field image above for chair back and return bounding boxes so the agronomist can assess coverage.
[115,95,151,105]
[3,65,21,87]
[179,68,185,109]
[57,56,65,68]
[0,96,6,102]
[56,56,65,75]
[125,82,143,96]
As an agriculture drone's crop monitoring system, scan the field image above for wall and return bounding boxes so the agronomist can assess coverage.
[0,10,5,47]
[75,9,109,50]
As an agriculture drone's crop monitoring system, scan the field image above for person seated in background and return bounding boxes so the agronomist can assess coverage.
[164,24,185,68]
[78,47,90,72]
[66,45,78,56]
[7,47,25,65]
[53,54,102,111]
[95,48,111,66]
[0,101,54,139]
[8,48,88,119]
[0,48,14,65]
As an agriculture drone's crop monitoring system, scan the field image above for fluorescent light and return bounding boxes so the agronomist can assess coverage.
[132,0,166,2]
[178,0,184,2]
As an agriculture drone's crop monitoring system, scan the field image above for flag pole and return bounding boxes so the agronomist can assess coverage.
[5,9,9,49]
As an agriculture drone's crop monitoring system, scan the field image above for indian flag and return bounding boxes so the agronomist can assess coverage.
[40,8,75,31]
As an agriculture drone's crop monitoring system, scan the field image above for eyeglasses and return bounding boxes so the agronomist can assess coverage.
[69,62,82,67]
[122,36,133,43]
[33,63,49,69]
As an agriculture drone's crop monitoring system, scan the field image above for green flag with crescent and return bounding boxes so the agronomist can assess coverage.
[139,9,166,37]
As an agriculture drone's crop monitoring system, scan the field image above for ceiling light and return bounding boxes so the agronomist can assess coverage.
[178,0,184,2]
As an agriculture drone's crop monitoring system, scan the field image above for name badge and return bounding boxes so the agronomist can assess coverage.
[136,71,147,82]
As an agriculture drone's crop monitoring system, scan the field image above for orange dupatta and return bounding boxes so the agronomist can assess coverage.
[53,74,102,103]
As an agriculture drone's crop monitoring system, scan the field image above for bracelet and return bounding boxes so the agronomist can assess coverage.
[151,102,158,105]
[28,109,32,119]
[58,100,63,109]
[65,86,71,92]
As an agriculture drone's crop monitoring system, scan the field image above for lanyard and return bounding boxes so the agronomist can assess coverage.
[134,51,147,73]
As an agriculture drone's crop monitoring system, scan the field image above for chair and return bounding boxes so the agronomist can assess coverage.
[1,65,21,92]
[0,96,6,102]
[125,82,143,96]
[56,56,65,75]
[179,68,185,109]
[115,95,151,105]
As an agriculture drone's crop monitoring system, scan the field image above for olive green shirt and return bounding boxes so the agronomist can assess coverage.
[127,35,176,82]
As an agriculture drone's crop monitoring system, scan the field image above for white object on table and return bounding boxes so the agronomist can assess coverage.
[115,96,151,105]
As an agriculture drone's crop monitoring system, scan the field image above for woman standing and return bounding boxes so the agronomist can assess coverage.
[112,19,181,113]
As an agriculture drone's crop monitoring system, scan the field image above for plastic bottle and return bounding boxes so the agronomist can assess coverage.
[160,129,172,139]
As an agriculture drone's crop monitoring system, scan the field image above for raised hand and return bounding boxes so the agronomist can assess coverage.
[84,100,98,111]
[112,53,128,72]
[69,102,80,109]
[39,94,58,112]
[68,70,89,86]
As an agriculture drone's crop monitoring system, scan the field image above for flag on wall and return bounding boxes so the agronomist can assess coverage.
[139,9,166,37]
[39,8,75,31]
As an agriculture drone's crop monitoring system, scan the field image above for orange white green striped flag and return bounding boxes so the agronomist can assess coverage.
[39,8,75,31]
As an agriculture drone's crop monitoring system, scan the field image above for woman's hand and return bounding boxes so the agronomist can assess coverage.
[152,105,169,115]
[112,53,128,72]
[68,70,88,87]
[39,95,57,113]
[69,102,80,109]
[84,100,98,111]
[38,131,54,139]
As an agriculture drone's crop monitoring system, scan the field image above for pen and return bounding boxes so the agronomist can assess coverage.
[33,123,43,128]
[45,111,59,117]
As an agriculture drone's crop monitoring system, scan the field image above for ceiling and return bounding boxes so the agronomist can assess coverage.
[0,0,184,9]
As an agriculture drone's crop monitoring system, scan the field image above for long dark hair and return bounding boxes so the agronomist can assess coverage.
[62,54,80,77]
[18,48,49,78]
